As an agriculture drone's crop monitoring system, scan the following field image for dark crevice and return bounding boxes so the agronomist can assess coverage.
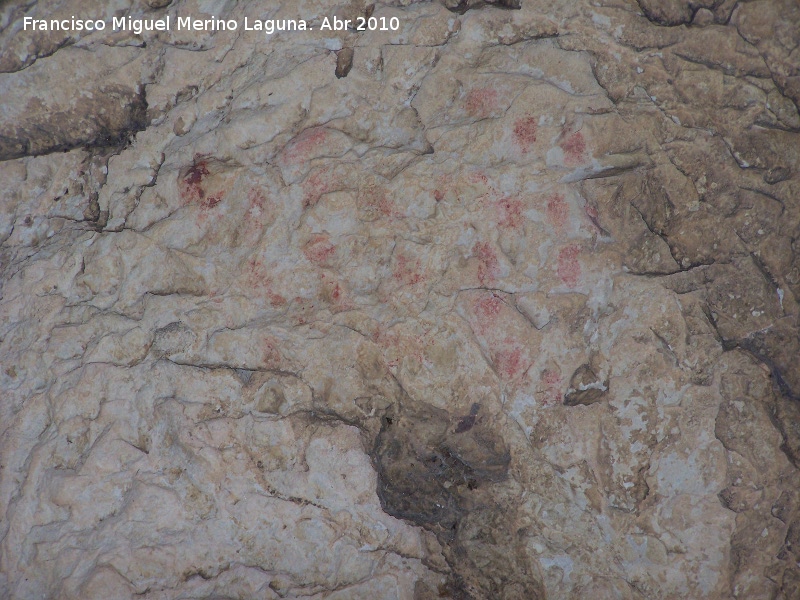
[0,87,149,163]
[635,0,703,27]
[738,339,799,403]
[369,399,544,599]
[445,0,522,15]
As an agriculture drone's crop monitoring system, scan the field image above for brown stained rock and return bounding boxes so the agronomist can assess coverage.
[335,47,354,79]
[371,401,544,598]
[0,85,148,161]
[443,0,520,14]
[714,352,800,597]
[636,0,717,27]
[636,0,692,26]
[563,364,608,406]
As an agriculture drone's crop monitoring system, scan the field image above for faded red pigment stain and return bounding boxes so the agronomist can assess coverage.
[433,174,457,202]
[320,274,353,312]
[474,241,500,284]
[200,193,224,210]
[261,336,284,369]
[557,245,581,288]
[195,191,225,226]
[281,127,329,164]
[513,116,538,153]
[393,255,425,286]
[539,368,563,406]
[470,176,525,229]
[370,324,392,347]
[433,174,454,202]
[546,193,569,230]
[376,328,432,370]
[359,186,400,220]
[583,203,605,235]
[245,257,262,288]
[245,258,288,307]
[465,87,499,118]
[493,341,525,380]
[495,196,524,229]
[303,234,337,265]
[247,188,267,216]
[179,155,210,205]
[475,293,504,323]
[268,290,288,307]
[179,154,227,225]
[290,295,319,326]
[241,188,272,244]
[184,156,208,186]
[561,131,587,166]
[328,280,343,303]
[468,171,490,186]
[302,166,340,209]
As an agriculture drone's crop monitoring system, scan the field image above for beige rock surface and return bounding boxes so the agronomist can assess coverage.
[1,0,799,598]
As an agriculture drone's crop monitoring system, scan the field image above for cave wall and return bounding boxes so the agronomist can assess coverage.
[1,1,799,598]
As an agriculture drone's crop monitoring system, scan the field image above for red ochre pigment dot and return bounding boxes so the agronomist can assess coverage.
[557,245,581,287]
[465,87,499,118]
[513,116,538,153]
[561,131,586,165]
[546,193,568,229]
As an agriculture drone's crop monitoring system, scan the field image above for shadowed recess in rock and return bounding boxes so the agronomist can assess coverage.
[371,401,544,599]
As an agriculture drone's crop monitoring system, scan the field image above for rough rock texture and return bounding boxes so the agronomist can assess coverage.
[1,0,799,598]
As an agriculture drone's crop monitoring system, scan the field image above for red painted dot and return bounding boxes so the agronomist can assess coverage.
[546,194,568,229]
[495,345,524,379]
[474,241,499,284]
[475,294,504,321]
[465,87,499,118]
[359,186,399,219]
[469,172,489,186]
[282,127,329,163]
[496,196,524,229]
[393,255,425,286]
[268,291,287,307]
[303,234,336,264]
[200,192,224,210]
[513,116,538,153]
[557,245,581,288]
[561,131,587,166]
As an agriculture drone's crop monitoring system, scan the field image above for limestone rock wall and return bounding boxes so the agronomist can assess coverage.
[1,0,799,598]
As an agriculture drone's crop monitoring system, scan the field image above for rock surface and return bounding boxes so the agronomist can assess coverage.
[1,0,799,598]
